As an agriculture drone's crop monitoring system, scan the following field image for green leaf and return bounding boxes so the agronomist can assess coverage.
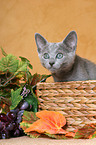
[0,48,50,114]
[19,56,30,62]
[21,111,38,124]
[45,133,67,139]
[74,132,83,139]
[14,63,27,76]
[10,88,23,110]
[24,93,38,112]
[27,131,41,138]
[1,47,7,56]
[28,63,33,70]
[20,111,39,138]
[19,56,33,69]
[0,54,19,73]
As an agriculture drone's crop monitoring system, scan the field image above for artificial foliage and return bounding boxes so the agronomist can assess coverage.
[24,110,67,134]
[0,48,51,113]
[20,110,96,139]
[74,123,96,139]
[20,110,72,139]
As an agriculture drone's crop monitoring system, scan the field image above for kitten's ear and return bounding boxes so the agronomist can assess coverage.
[63,31,77,51]
[35,33,47,53]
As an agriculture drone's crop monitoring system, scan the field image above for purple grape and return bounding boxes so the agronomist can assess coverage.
[11,108,19,114]
[16,110,24,124]
[0,105,28,139]
[18,125,24,135]
[16,116,22,124]
[13,129,20,137]
[0,122,4,131]
[6,123,15,131]
[0,113,8,122]
[17,110,24,118]
[19,101,29,110]
[7,111,16,121]
[0,130,10,139]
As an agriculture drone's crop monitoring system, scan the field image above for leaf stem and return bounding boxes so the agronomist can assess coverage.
[0,96,11,106]
[32,74,51,89]
[0,71,20,87]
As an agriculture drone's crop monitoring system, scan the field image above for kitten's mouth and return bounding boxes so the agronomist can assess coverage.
[49,66,55,72]
[49,63,68,73]
[49,66,59,73]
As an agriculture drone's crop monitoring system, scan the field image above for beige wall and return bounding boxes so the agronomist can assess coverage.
[0,0,96,82]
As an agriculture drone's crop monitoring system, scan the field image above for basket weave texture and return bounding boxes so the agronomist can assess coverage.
[37,80,96,131]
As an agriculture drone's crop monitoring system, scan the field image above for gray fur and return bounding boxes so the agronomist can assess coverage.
[35,31,96,82]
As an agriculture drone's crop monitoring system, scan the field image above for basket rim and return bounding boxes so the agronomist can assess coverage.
[37,80,96,85]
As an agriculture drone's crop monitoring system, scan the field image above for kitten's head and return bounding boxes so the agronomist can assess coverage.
[35,31,77,73]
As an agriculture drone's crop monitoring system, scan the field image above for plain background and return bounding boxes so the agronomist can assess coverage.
[0,0,96,82]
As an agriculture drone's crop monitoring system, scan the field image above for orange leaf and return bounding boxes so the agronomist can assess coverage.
[25,110,67,134]
[65,132,76,138]
[25,119,47,133]
[36,110,66,128]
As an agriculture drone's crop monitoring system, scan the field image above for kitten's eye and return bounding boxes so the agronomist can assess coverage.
[43,53,50,59]
[56,53,63,59]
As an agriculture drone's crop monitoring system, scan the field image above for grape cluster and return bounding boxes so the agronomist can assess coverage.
[0,109,24,139]
[0,84,38,139]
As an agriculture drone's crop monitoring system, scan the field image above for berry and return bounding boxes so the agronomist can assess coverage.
[7,111,16,121]
[0,122,4,131]
[13,129,20,137]
[0,130,10,139]
[6,122,15,131]
[16,110,24,124]
[19,101,29,110]
[0,113,8,122]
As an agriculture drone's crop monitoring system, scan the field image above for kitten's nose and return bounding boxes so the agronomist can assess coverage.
[49,62,55,66]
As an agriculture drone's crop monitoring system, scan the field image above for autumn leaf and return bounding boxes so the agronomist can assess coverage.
[74,123,96,139]
[20,111,40,138]
[21,111,38,124]
[36,111,66,129]
[65,130,77,138]
[21,111,96,139]
[27,131,41,138]
[25,110,67,135]
[30,73,51,88]
[45,133,67,139]
[89,131,96,139]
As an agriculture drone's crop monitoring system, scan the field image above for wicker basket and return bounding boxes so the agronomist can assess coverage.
[37,80,96,131]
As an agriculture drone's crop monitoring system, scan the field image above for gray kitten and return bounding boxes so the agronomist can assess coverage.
[35,31,96,82]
